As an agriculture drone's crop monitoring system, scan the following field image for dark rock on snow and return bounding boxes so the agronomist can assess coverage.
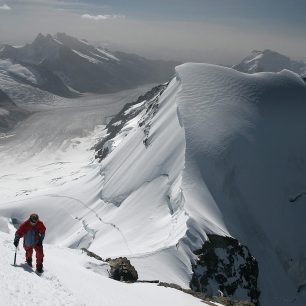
[81,248,104,261]
[158,282,255,306]
[108,257,138,282]
[95,83,167,161]
[81,248,138,282]
[190,234,260,305]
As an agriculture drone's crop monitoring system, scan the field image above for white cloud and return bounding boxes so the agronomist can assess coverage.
[81,14,125,21]
[0,4,11,10]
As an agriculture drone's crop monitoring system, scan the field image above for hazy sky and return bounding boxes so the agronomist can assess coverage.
[1,0,306,64]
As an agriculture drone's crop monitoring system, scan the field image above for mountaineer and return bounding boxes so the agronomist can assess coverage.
[14,213,46,273]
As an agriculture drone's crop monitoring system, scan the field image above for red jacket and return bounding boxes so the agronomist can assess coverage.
[16,220,46,247]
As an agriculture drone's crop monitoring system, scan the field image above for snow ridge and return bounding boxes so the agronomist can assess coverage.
[174,63,306,305]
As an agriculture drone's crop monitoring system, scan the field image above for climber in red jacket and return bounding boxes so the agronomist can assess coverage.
[14,213,46,273]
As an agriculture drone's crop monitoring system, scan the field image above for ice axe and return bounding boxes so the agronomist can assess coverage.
[14,246,17,266]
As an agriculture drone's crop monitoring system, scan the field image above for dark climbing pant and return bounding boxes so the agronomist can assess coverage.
[24,245,44,268]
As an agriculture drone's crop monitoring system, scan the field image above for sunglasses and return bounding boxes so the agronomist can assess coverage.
[30,219,38,225]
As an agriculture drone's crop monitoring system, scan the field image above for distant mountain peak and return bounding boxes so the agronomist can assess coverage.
[33,33,55,45]
[35,32,45,40]
[253,49,282,54]
[53,32,73,42]
[52,32,96,52]
[233,49,306,75]
[251,49,290,60]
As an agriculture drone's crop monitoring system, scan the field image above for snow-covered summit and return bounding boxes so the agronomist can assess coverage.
[54,32,120,62]
[233,49,306,75]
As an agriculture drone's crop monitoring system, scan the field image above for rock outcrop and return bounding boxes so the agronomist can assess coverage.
[190,235,260,305]
[108,257,138,282]
[94,83,167,161]
[81,248,138,282]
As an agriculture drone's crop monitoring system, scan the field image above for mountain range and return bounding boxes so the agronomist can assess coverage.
[0,33,178,95]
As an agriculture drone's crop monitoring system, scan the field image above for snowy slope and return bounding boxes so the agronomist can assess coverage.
[233,49,306,75]
[1,64,306,305]
[0,232,208,306]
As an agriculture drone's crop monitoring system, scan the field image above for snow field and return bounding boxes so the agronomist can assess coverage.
[0,231,212,306]
[0,232,81,306]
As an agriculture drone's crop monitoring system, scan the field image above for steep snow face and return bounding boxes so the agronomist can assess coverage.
[92,80,190,275]
[175,64,306,305]
[233,49,306,75]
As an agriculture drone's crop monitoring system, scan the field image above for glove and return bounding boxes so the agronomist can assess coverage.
[37,234,44,247]
[13,236,19,247]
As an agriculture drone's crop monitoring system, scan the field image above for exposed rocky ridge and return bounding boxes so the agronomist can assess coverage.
[0,33,178,94]
[158,283,255,306]
[190,235,260,305]
[94,83,168,161]
[80,248,253,305]
[0,89,29,132]
[81,247,104,261]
